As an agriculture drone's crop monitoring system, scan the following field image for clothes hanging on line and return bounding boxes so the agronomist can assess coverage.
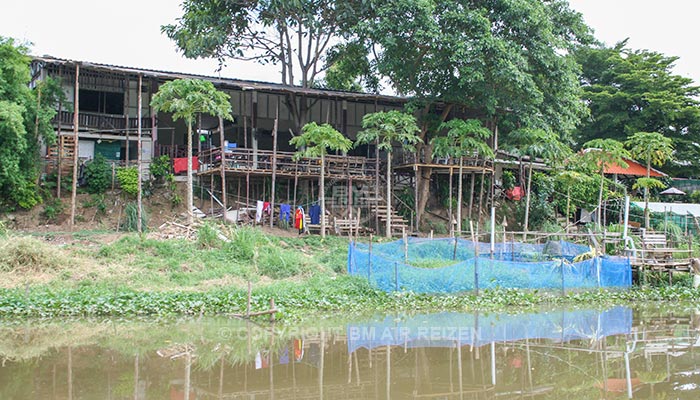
[256,200,264,223]
[309,204,321,224]
[279,204,291,223]
[294,207,305,234]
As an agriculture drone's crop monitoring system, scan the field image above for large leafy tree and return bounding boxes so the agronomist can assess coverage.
[358,0,592,226]
[575,41,700,176]
[0,37,65,210]
[505,128,570,235]
[431,119,493,234]
[151,79,233,225]
[580,139,629,229]
[625,131,674,229]
[290,122,353,237]
[356,111,421,237]
[163,0,370,132]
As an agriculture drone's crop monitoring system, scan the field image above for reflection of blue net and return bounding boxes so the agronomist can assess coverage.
[347,307,632,353]
[347,238,631,293]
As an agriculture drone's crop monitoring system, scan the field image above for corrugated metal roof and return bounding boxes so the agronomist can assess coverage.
[605,157,666,177]
[632,201,700,217]
[32,55,407,103]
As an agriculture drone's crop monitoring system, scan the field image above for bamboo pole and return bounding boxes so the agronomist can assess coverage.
[219,116,227,222]
[56,101,62,198]
[125,76,130,166]
[137,74,143,234]
[69,63,79,229]
[270,104,279,228]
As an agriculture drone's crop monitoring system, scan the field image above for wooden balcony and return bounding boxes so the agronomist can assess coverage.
[197,147,378,181]
[396,150,494,174]
[54,110,153,132]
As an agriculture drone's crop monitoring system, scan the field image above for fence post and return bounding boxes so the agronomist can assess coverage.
[560,258,565,297]
[394,262,399,292]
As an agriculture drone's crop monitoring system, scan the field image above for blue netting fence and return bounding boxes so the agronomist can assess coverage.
[347,238,632,293]
[347,307,632,353]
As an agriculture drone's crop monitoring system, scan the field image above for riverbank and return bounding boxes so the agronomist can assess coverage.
[2,224,700,319]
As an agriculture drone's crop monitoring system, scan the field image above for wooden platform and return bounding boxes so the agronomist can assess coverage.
[197,147,377,181]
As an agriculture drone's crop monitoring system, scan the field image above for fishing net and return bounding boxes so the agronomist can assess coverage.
[347,238,631,293]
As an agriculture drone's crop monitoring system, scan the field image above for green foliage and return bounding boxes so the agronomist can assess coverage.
[83,154,111,194]
[290,122,353,159]
[42,198,63,222]
[633,177,666,191]
[355,111,422,153]
[149,155,172,181]
[197,223,222,249]
[116,167,139,197]
[122,202,148,232]
[432,119,494,159]
[501,170,515,191]
[575,41,699,176]
[626,131,674,170]
[689,191,700,203]
[151,79,232,125]
[363,0,592,136]
[0,38,67,211]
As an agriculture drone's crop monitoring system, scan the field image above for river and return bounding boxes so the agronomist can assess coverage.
[1,305,699,399]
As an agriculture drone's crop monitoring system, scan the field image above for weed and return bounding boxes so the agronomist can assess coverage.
[122,202,148,232]
[0,236,64,273]
[42,198,64,222]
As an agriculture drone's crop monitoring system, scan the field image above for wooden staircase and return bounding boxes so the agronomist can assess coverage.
[375,203,409,235]
[46,134,75,175]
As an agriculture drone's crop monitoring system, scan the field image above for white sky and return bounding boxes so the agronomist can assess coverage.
[1,0,698,85]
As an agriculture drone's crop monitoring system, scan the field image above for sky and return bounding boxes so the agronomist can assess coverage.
[1,0,698,86]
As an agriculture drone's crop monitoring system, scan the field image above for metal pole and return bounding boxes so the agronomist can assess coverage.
[623,195,630,241]
[490,207,495,256]
[368,234,373,282]
[69,63,79,229]
[560,258,565,296]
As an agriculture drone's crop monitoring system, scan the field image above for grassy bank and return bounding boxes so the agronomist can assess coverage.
[2,224,700,319]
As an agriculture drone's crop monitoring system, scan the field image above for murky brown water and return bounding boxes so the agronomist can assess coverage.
[1,306,700,399]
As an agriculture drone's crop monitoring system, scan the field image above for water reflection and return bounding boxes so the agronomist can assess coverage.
[0,306,699,399]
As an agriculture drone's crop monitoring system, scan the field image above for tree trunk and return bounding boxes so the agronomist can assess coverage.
[524,161,533,237]
[449,166,453,235]
[386,152,392,238]
[457,157,464,234]
[597,169,605,231]
[320,152,326,237]
[645,155,651,229]
[186,121,194,225]
[70,64,79,229]
[136,75,143,234]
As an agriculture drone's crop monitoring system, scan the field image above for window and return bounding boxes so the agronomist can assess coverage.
[79,90,124,115]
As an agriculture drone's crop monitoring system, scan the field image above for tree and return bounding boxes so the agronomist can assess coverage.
[575,41,700,176]
[505,128,569,235]
[431,119,493,234]
[580,139,629,229]
[151,79,233,225]
[359,0,593,227]
[356,111,421,237]
[0,37,65,210]
[625,131,674,229]
[290,122,353,237]
[163,0,370,133]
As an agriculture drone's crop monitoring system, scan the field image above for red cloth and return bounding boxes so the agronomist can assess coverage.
[294,209,304,230]
[173,156,198,174]
[506,186,523,201]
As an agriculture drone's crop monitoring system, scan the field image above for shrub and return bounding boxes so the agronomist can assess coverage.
[84,154,111,194]
[197,223,222,249]
[42,198,64,222]
[122,202,148,232]
[149,155,172,181]
[116,167,139,197]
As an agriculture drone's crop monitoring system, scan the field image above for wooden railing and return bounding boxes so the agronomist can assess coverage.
[54,110,153,131]
[197,147,378,180]
[398,149,494,170]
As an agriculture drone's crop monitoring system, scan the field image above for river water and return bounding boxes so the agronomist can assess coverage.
[1,305,699,399]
